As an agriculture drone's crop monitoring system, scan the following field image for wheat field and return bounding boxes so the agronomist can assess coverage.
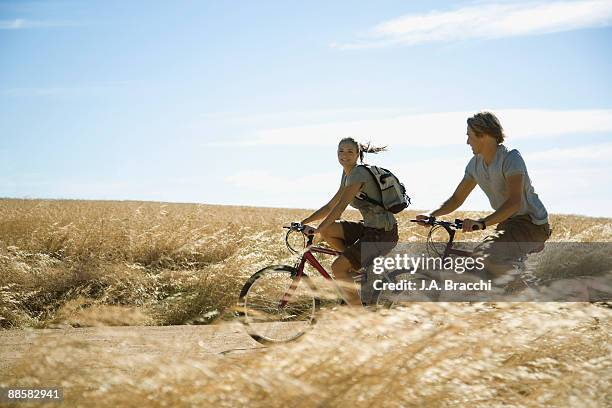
[1,198,611,407]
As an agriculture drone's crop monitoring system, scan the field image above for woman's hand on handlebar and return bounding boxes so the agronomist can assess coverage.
[462,218,485,232]
[302,224,317,236]
[415,214,434,226]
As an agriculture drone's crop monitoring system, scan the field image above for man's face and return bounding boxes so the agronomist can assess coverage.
[466,126,482,155]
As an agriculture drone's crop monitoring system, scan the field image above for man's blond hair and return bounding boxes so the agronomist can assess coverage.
[467,111,505,144]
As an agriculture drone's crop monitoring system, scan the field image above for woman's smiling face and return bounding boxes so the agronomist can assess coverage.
[337,142,359,167]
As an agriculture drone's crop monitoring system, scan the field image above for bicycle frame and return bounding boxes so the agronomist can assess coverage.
[280,244,346,307]
[416,218,551,294]
[437,223,473,260]
[278,221,474,309]
[279,224,471,309]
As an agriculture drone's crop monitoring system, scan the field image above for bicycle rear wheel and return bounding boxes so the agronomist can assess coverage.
[238,265,320,343]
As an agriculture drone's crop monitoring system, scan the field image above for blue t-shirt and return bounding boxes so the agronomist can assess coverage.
[464,144,548,225]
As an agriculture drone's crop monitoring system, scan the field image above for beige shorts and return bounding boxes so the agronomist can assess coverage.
[475,214,552,277]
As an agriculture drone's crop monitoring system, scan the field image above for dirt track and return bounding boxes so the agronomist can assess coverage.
[0,324,265,385]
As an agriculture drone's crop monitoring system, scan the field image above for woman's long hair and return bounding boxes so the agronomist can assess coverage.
[339,137,387,163]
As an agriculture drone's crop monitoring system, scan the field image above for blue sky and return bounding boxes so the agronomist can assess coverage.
[1,0,612,217]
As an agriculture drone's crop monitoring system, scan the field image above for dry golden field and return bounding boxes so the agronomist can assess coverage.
[1,198,611,407]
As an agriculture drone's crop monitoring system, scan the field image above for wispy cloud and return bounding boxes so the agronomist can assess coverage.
[525,142,612,162]
[224,170,339,208]
[195,107,418,148]
[333,0,612,49]
[0,18,80,30]
[243,109,612,147]
[223,143,612,215]
[408,145,612,215]
[226,170,337,194]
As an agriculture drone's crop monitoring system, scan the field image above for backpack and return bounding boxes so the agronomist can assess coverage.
[356,165,411,214]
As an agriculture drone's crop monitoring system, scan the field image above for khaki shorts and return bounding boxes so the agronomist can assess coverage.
[339,220,399,270]
[475,214,552,278]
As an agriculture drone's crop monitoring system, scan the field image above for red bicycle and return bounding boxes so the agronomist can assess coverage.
[370,217,482,305]
[237,222,394,344]
[384,217,546,302]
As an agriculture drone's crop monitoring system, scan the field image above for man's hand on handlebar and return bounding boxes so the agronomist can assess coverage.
[462,218,485,232]
[412,216,484,231]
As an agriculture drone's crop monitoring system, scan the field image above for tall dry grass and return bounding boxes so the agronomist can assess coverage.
[1,199,611,329]
[5,303,611,407]
[0,199,308,328]
[1,199,611,407]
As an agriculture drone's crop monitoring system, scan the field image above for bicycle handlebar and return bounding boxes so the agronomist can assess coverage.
[411,217,484,231]
[284,222,313,251]
[284,222,306,232]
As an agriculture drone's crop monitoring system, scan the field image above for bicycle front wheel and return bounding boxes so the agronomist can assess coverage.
[238,265,320,343]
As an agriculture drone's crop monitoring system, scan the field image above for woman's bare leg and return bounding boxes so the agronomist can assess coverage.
[332,255,362,307]
[319,221,347,251]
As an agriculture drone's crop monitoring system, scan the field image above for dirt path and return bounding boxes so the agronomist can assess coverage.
[0,324,265,384]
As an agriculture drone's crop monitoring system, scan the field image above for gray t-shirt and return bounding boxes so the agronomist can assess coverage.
[341,165,396,231]
[464,144,548,225]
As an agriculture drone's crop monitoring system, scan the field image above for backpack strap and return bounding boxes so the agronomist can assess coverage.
[355,165,386,210]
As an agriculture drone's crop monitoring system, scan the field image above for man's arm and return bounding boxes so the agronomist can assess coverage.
[315,183,363,233]
[462,173,523,231]
[429,177,477,217]
[482,173,523,225]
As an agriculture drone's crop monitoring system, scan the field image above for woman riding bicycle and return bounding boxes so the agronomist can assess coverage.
[301,137,399,307]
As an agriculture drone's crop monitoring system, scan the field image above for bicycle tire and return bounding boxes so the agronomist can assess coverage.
[238,265,320,343]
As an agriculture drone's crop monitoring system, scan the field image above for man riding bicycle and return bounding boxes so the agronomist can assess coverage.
[416,111,551,282]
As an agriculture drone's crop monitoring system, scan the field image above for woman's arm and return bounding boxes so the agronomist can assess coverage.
[315,183,363,233]
[301,186,344,225]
